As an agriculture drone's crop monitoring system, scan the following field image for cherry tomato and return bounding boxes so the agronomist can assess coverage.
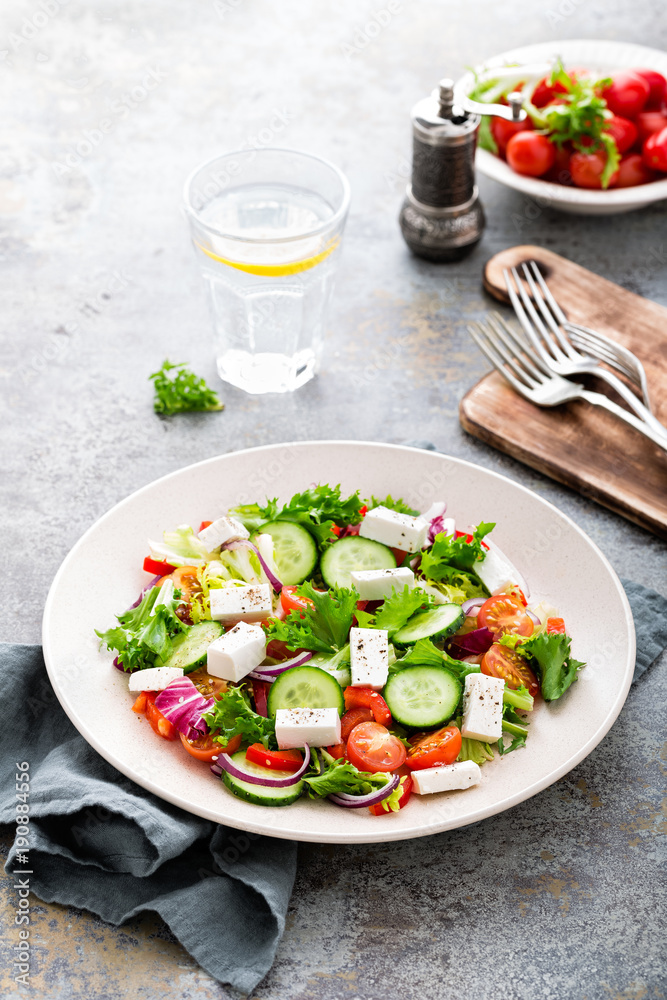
[643,127,667,172]
[506,132,556,177]
[143,556,176,577]
[616,153,657,187]
[569,150,620,189]
[546,617,566,635]
[604,114,638,154]
[279,585,315,616]
[406,726,462,771]
[481,643,539,698]
[180,730,226,762]
[544,142,574,186]
[531,76,569,108]
[369,769,413,815]
[341,707,374,741]
[602,71,650,119]
[631,69,667,110]
[636,110,667,143]
[490,115,533,157]
[245,743,304,771]
[326,743,347,760]
[346,722,406,773]
[477,594,535,637]
[343,687,392,726]
[216,733,242,756]
[144,693,178,740]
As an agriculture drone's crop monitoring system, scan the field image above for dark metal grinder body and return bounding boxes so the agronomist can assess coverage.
[399,79,485,262]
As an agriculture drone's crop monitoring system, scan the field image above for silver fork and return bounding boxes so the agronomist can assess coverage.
[566,323,652,412]
[504,262,667,440]
[467,313,667,452]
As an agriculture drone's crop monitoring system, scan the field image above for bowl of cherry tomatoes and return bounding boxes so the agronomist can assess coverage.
[456,39,667,214]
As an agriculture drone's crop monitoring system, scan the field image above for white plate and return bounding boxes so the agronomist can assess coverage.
[457,39,667,215]
[42,442,635,844]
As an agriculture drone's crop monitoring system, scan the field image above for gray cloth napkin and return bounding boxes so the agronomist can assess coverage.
[0,643,297,994]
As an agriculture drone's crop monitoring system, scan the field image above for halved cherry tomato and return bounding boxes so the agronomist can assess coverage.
[144,693,178,740]
[143,556,176,577]
[198,520,212,532]
[180,730,224,762]
[546,617,566,635]
[344,687,392,726]
[346,722,406,773]
[369,769,413,815]
[280,585,315,616]
[482,643,539,698]
[245,743,304,771]
[217,733,242,756]
[406,726,462,771]
[326,743,347,760]
[477,594,534,637]
[341,707,374,741]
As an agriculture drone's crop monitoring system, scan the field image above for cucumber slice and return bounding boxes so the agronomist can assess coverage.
[267,665,345,717]
[221,751,304,806]
[383,666,461,728]
[259,521,317,585]
[320,536,396,589]
[392,604,464,645]
[160,621,223,673]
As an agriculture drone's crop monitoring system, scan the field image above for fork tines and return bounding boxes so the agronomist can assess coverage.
[467,313,548,395]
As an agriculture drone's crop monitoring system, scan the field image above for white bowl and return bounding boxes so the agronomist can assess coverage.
[42,442,635,844]
[457,39,667,215]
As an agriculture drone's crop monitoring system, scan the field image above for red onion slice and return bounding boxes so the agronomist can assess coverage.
[526,608,541,627]
[328,772,400,808]
[128,574,163,610]
[462,597,486,615]
[211,743,311,787]
[221,539,283,593]
[252,651,314,677]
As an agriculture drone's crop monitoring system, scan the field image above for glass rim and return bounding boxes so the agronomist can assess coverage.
[183,146,351,245]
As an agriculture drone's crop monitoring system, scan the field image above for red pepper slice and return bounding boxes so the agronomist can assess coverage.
[343,686,392,727]
[245,743,304,772]
[546,617,566,634]
[198,520,212,532]
[143,556,176,577]
[369,771,413,816]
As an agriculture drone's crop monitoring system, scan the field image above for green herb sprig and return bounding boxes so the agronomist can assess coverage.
[150,360,224,416]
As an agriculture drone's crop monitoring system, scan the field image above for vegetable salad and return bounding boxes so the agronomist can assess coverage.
[97,485,585,816]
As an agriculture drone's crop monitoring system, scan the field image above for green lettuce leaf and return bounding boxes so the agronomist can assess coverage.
[96,579,186,672]
[366,494,420,516]
[267,582,358,654]
[360,585,435,638]
[304,751,393,798]
[231,484,363,548]
[203,686,276,750]
[514,631,585,702]
[419,521,495,579]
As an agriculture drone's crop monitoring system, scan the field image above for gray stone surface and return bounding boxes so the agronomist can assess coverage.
[1,0,666,997]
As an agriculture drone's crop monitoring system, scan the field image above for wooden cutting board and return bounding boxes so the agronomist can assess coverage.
[459,245,667,539]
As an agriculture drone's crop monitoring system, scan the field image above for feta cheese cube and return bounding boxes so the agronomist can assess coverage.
[349,627,389,690]
[411,760,482,795]
[461,673,504,742]
[475,545,523,596]
[350,567,414,601]
[198,515,249,550]
[128,666,184,691]
[209,583,272,623]
[206,622,266,682]
[358,506,428,554]
[274,707,342,749]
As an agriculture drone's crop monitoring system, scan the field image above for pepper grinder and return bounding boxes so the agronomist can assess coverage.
[399,78,485,262]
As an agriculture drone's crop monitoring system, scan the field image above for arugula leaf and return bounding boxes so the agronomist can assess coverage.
[496,731,527,755]
[514,631,585,702]
[367,494,420,517]
[267,582,358,653]
[203,686,276,750]
[96,580,185,671]
[150,360,223,416]
[361,585,435,638]
[420,522,495,578]
[231,484,363,547]
[304,751,393,798]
